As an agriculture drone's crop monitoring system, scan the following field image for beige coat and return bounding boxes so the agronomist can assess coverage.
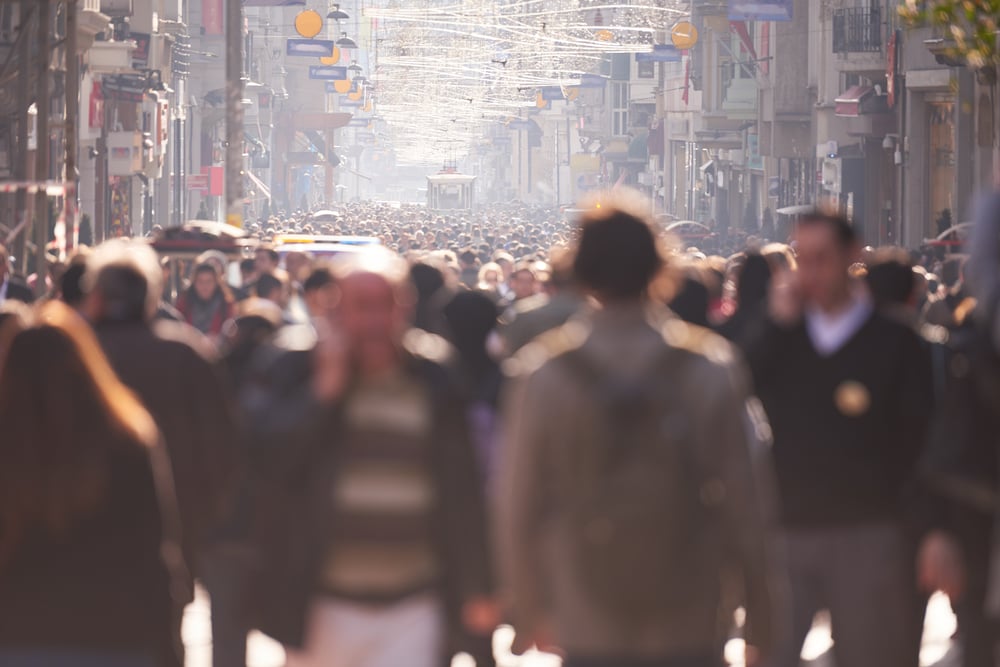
[495,302,785,660]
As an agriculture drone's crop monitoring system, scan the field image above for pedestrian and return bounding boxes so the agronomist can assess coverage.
[83,241,238,613]
[0,301,185,667]
[717,252,773,349]
[175,261,235,338]
[497,198,781,667]
[0,242,34,305]
[248,247,496,667]
[745,210,933,667]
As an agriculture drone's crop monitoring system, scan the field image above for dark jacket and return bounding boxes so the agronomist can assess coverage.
[2,276,34,304]
[246,329,493,652]
[0,442,180,667]
[96,319,238,584]
[745,312,933,528]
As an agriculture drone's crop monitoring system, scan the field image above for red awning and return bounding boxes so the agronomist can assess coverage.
[835,85,889,117]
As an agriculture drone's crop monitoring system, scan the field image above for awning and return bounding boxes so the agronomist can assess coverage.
[246,170,271,200]
[835,85,889,117]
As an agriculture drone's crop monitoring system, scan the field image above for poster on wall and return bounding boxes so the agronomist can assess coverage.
[203,0,223,35]
[728,0,792,21]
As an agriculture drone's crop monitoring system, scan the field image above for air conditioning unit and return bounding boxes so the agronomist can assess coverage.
[100,0,133,17]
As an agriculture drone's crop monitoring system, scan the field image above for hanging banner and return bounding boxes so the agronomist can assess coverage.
[287,38,337,57]
[310,66,349,80]
[636,44,681,63]
[203,0,223,35]
[728,0,792,21]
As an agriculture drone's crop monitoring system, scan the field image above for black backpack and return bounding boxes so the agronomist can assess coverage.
[557,345,721,619]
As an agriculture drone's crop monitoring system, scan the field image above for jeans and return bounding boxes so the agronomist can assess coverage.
[0,650,155,667]
[563,657,720,667]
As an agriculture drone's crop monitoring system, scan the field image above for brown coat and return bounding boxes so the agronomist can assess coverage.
[97,319,239,588]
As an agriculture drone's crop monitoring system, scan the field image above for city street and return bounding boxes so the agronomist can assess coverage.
[182,589,961,667]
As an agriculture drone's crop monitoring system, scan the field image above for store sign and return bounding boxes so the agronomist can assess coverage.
[310,65,348,80]
[635,45,681,63]
[103,74,147,103]
[728,0,792,21]
[287,39,337,57]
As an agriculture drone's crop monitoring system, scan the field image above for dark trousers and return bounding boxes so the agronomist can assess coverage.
[201,544,256,667]
[564,656,720,667]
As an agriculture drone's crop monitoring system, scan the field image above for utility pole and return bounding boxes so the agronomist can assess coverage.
[225,0,244,227]
[13,1,32,273]
[34,0,51,294]
[65,0,79,250]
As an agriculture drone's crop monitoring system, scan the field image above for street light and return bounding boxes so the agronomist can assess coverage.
[336,35,358,49]
[327,4,349,20]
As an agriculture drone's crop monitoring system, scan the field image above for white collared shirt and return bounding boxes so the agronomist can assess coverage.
[805,292,873,357]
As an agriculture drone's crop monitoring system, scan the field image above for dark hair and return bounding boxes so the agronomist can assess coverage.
[60,256,90,308]
[940,257,965,289]
[255,272,284,300]
[866,248,915,308]
[257,247,280,264]
[92,264,149,323]
[573,206,662,300]
[303,265,335,294]
[736,252,772,309]
[239,258,256,275]
[188,262,233,304]
[798,210,858,248]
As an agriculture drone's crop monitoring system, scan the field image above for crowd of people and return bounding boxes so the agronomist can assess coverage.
[0,191,999,667]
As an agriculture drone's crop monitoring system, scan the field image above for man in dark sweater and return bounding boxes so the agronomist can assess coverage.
[746,211,933,667]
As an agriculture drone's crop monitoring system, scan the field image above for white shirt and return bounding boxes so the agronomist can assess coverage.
[805,292,873,357]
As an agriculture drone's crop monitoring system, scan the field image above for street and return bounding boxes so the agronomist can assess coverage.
[182,589,960,667]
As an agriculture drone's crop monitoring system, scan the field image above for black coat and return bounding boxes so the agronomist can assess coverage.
[244,330,494,654]
[3,277,34,304]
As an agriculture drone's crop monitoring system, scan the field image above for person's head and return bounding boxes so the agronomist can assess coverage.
[508,264,538,301]
[865,248,916,311]
[477,262,503,292]
[83,240,163,324]
[793,210,860,312]
[0,302,155,549]
[60,250,92,311]
[303,264,338,320]
[573,198,663,303]
[255,247,280,274]
[940,257,965,291]
[284,251,313,283]
[492,251,515,279]
[239,258,258,286]
[459,248,478,269]
[191,262,223,302]
[255,272,288,308]
[735,252,772,310]
[196,250,229,282]
[332,248,414,375]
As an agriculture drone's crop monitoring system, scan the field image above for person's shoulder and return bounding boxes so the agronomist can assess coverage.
[659,316,739,369]
[150,319,219,361]
[403,328,456,368]
[868,309,925,341]
[502,318,590,380]
[5,278,34,303]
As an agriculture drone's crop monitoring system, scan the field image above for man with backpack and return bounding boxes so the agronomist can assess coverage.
[496,199,782,667]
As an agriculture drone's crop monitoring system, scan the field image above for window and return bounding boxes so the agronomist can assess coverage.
[612,82,629,136]
[637,60,655,79]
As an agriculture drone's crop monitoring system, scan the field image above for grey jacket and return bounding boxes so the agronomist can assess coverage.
[495,302,784,660]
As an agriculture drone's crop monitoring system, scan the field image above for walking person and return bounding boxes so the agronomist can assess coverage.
[0,302,185,667]
[745,211,933,667]
[496,200,782,667]
[175,262,235,339]
[248,247,496,667]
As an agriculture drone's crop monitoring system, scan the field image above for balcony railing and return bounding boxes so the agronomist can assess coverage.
[833,6,882,54]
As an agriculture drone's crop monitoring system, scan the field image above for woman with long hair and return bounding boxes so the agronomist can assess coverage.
[175,261,234,337]
[0,302,185,667]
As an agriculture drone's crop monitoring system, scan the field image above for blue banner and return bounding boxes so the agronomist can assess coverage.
[287,39,337,57]
[310,66,348,80]
[540,86,564,101]
[635,44,681,63]
[728,0,793,21]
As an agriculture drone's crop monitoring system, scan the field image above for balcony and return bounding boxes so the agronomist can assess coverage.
[833,6,882,54]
